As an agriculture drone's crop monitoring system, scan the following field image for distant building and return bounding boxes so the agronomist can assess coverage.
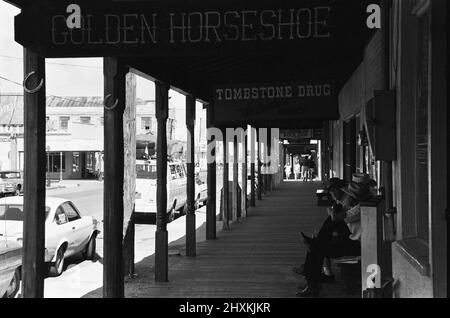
[0,94,176,179]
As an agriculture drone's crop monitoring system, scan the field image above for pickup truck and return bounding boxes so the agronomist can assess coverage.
[0,171,23,197]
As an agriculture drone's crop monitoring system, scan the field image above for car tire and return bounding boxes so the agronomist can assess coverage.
[84,234,97,261]
[4,269,20,298]
[49,246,65,277]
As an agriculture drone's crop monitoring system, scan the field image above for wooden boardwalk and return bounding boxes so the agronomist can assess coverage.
[85,181,353,298]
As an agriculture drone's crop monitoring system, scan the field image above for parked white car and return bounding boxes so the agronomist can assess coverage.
[135,159,208,223]
[0,239,21,298]
[0,196,99,277]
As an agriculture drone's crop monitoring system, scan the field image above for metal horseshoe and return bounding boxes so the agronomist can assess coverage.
[23,71,44,94]
[104,94,118,111]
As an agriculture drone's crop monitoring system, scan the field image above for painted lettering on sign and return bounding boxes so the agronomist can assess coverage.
[51,7,331,45]
[215,84,332,102]
[52,14,158,45]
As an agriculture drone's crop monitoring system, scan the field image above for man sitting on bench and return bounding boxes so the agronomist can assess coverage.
[297,173,376,297]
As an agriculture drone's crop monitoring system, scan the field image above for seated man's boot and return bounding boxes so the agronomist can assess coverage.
[296,284,320,298]
[321,266,335,283]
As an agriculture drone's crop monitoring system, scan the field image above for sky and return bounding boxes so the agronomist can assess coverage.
[0,2,206,141]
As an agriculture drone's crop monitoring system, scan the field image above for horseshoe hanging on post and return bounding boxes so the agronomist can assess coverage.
[23,71,44,94]
[104,94,118,111]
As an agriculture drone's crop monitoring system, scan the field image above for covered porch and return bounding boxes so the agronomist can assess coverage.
[83,181,352,298]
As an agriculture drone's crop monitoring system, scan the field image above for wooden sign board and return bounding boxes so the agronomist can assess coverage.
[212,81,338,127]
[281,129,314,139]
[14,0,365,58]
[280,129,323,140]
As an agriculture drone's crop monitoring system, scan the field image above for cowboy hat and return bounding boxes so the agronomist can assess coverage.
[324,178,347,191]
[352,173,377,187]
[341,181,373,201]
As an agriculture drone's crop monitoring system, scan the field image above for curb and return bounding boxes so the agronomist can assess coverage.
[46,183,81,190]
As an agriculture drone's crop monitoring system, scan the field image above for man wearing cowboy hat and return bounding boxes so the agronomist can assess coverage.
[297,173,377,297]
[293,178,347,278]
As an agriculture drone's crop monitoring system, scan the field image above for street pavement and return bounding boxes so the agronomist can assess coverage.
[46,180,103,221]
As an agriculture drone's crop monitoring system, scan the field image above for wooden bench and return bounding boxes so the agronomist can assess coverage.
[333,256,361,295]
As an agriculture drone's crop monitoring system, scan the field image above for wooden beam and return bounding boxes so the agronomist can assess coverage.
[123,72,137,277]
[267,128,273,191]
[222,130,230,230]
[429,0,447,298]
[186,95,196,257]
[256,129,262,200]
[206,105,216,240]
[250,127,256,207]
[233,137,239,222]
[103,57,126,298]
[22,48,46,298]
[155,81,169,282]
[123,214,136,277]
[241,128,248,218]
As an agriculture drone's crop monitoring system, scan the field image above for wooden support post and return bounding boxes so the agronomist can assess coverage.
[222,129,230,230]
[267,128,272,191]
[250,127,256,207]
[155,81,169,282]
[256,129,262,200]
[186,95,196,257]
[22,49,46,298]
[206,105,216,240]
[123,214,135,277]
[241,128,247,217]
[232,136,239,222]
[103,58,126,298]
[261,131,267,195]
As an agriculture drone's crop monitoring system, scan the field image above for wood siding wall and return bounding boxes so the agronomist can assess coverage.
[331,31,383,179]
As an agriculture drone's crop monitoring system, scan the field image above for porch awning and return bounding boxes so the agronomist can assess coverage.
[45,139,103,152]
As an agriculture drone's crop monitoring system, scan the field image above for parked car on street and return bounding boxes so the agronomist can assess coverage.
[0,196,99,277]
[195,173,208,208]
[0,239,21,298]
[135,159,209,223]
[0,171,23,197]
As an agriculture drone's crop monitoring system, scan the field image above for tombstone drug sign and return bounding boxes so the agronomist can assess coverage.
[212,81,338,127]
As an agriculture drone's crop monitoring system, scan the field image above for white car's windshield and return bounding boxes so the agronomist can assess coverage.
[136,163,157,180]
[0,205,51,221]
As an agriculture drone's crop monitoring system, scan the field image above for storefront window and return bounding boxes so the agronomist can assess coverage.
[47,152,65,173]
[59,116,70,131]
[80,116,91,124]
[86,152,95,171]
[141,117,151,130]
[73,152,80,173]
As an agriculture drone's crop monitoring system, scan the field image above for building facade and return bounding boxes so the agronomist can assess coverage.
[0,94,177,179]
[326,0,447,297]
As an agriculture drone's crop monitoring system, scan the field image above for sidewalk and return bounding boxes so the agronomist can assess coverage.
[46,179,102,190]
[82,181,353,298]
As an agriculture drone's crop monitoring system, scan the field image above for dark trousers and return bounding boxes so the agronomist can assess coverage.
[303,216,361,287]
